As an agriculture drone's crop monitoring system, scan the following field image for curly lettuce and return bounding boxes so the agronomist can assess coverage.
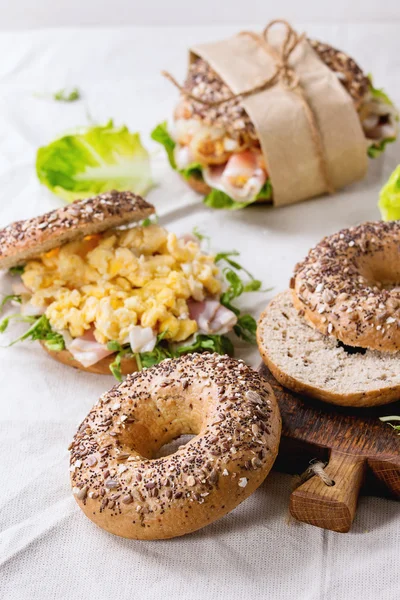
[367,77,398,158]
[36,120,153,202]
[379,165,400,221]
[0,314,65,351]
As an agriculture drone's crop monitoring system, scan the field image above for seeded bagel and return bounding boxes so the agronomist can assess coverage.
[257,291,400,407]
[179,40,370,145]
[0,190,154,270]
[292,221,400,353]
[69,353,281,540]
[183,174,211,196]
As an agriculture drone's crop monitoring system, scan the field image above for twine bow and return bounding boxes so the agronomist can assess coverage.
[162,19,335,195]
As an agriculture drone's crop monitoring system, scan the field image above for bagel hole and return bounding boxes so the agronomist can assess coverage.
[154,434,196,458]
[361,254,400,292]
[337,341,367,355]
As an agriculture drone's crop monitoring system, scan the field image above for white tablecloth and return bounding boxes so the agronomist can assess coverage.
[0,23,399,600]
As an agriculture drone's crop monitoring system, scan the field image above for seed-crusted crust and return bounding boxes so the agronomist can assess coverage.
[69,353,281,540]
[308,39,370,107]
[0,191,155,270]
[177,40,370,138]
[40,342,137,375]
[292,221,400,352]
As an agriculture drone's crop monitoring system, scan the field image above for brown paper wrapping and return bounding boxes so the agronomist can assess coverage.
[190,31,368,206]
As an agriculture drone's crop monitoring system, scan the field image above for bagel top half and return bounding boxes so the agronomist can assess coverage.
[0,190,155,271]
[292,221,400,353]
[174,38,395,159]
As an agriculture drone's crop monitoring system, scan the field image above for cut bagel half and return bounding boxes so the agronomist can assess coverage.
[257,290,400,407]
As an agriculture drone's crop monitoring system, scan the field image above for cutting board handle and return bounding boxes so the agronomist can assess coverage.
[368,456,400,498]
[289,450,366,533]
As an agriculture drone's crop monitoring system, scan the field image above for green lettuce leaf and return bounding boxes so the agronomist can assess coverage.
[107,340,135,380]
[203,179,272,210]
[53,88,81,102]
[368,76,394,107]
[233,314,257,344]
[141,215,159,227]
[1,294,21,310]
[176,334,234,357]
[180,163,203,180]
[257,180,273,201]
[36,120,153,202]
[203,189,252,210]
[379,165,400,220]
[192,227,210,244]
[367,76,398,158]
[151,122,203,179]
[368,137,397,159]
[0,314,66,351]
[137,344,175,370]
[9,265,25,276]
[379,415,400,435]
[151,121,177,169]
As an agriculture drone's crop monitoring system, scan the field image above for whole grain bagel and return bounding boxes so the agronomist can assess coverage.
[183,174,211,196]
[40,342,137,375]
[69,353,281,540]
[257,291,400,407]
[0,190,154,270]
[292,221,400,352]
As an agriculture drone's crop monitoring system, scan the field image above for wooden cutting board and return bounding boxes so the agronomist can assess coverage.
[258,363,400,533]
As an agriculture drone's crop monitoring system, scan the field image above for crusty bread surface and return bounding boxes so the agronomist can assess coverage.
[184,174,211,196]
[69,353,282,540]
[0,190,155,270]
[257,290,400,407]
[292,221,400,353]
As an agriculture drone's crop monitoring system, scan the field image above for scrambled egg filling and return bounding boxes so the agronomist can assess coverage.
[22,225,222,345]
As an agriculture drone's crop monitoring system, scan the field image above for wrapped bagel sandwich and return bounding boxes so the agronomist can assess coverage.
[0,191,260,378]
[153,21,398,210]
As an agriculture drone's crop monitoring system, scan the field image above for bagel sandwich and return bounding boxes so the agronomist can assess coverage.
[152,40,398,209]
[0,191,261,378]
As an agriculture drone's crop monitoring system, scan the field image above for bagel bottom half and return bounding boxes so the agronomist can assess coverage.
[69,353,281,539]
[257,290,400,407]
[40,342,137,375]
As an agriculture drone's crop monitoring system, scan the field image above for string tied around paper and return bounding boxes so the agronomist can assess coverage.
[161,19,335,195]
[292,459,335,490]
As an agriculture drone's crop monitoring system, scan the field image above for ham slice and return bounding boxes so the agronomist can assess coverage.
[188,300,237,335]
[68,330,114,368]
[203,150,267,203]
